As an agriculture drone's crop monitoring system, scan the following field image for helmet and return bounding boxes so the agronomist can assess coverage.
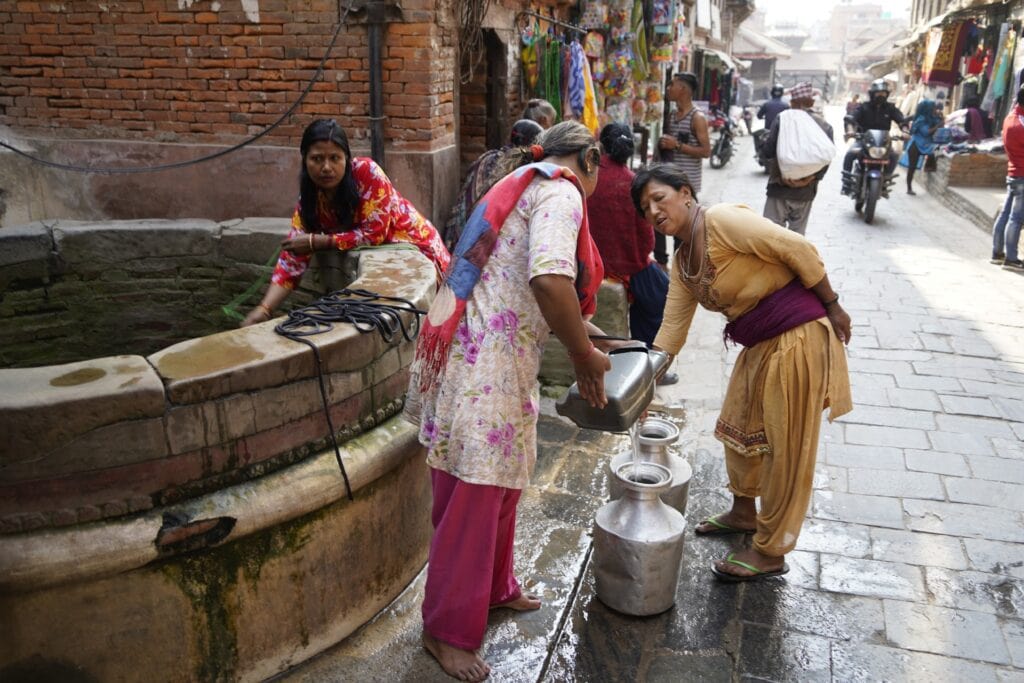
[770,83,784,97]
[868,79,889,97]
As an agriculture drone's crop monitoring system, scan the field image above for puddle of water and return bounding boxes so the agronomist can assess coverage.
[156,336,265,379]
[49,367,107,386]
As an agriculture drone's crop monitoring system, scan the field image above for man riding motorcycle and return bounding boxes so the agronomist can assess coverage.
[842,79,906,192]
[758,83,790,131]
[754,84,789,167]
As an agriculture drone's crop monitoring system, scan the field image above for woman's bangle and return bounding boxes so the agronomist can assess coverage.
[568,341,596,363]
[308,233,315,252]
[822,294,840,308]
[257,303,273,319]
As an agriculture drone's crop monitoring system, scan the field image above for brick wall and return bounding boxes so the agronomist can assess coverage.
[0,0,456,152]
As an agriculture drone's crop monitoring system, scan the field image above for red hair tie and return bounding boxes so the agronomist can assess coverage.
[530,144,544,161]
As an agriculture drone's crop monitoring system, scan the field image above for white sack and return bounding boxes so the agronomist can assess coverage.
[776,109,835,180]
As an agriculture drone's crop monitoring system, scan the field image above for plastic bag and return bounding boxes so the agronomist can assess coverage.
[776,110,834,180]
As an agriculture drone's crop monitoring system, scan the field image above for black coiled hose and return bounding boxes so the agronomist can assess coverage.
[274,288,426,500]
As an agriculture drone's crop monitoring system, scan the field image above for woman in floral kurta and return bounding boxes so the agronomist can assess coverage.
[241,120,450,326]
[632,163,852,584]
[406,122,612,682]
[415,176,584,489]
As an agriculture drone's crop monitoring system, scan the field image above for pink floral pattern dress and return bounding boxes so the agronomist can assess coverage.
[413,176,584,490]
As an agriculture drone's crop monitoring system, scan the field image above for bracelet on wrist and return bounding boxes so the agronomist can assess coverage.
[257,303,273,319]
[822,294,840,308]
[568,341,596,363]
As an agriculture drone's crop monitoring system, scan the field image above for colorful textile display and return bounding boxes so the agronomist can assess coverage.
[922,22,970,86]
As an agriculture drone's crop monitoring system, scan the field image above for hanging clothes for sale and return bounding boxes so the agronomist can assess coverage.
[568,40,587,119]
[982,23,1012,112]
[922,21,970,86]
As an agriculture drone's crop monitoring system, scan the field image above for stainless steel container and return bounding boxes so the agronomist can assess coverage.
[593,461,686,616]
[609,417,692,515]
[555,347,670,432]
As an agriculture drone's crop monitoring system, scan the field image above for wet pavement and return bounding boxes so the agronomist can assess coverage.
[275,109,1024,682]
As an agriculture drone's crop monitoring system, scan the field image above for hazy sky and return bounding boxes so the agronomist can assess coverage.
[756,0,912,27]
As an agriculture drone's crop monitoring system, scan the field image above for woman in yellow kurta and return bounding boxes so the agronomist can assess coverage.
[631,163,852,582]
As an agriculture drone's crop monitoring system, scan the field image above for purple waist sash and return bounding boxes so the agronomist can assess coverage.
[723,279,826,348]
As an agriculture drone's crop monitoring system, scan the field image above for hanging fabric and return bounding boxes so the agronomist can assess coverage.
[581,50,600,133]
[922,21,969,86]
[568,40,587,119]
[982,23,1011,112]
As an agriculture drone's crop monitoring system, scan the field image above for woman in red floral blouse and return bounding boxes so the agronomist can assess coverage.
[242,119,451,326]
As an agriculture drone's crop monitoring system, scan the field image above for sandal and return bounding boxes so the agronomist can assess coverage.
[710,553,789,583]
[694,514,755,536]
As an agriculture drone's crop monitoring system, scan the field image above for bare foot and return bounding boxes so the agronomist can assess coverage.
[490,592,542,611]
[422,632,490,682]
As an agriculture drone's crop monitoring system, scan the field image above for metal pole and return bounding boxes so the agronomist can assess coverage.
[367,1,386,169]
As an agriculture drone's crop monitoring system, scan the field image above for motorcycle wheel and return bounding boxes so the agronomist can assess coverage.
[864,177,880,224]
[710,146,724,169]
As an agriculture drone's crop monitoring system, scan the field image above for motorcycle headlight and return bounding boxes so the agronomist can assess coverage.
[868,146,887,159]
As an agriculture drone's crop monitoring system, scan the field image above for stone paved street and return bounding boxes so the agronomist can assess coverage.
[275,110,1024,682]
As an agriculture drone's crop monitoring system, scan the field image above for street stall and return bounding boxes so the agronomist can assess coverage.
[895,2,1023,192]
[518,1,688,163]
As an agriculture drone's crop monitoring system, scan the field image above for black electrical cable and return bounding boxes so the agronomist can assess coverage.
[0,0,357,175]
[274,288,426,501]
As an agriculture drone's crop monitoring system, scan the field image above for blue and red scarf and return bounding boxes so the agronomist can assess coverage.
[414,162,603,392]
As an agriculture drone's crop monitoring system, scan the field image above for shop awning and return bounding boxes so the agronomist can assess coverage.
[702,48,750,71]
[868,58,899,77]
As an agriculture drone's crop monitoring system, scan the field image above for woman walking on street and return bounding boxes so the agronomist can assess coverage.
[906,99,940,195]
[631,163,852,583]
[406,121,614,681]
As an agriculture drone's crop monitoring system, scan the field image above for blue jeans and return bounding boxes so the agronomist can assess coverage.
[992,176,1024,261]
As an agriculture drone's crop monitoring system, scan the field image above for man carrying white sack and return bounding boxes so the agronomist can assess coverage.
[760,82,835,235]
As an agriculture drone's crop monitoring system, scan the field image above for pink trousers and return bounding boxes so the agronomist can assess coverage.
[421,468,523,650]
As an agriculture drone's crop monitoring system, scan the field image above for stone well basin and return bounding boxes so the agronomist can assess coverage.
[0,218,437,682]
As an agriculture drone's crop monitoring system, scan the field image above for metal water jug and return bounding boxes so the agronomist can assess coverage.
[555,347,670,432]
[609,416,692,515]
[593,461,686,616]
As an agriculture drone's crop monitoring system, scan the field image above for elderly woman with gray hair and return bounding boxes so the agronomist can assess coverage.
[407,121,620,681]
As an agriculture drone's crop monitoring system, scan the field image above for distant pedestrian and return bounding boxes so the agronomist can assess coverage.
[845,93,860,116]
[905,99,941,195]
[761,82,834,234]
[522,98,557,130]
[443,119,545,248]
[654,71,711,266]
[992,85,1024,271]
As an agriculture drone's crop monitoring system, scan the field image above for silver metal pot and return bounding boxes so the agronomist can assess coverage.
[609,416,691,514]
[555,347,670,432]
[593,461,686,616]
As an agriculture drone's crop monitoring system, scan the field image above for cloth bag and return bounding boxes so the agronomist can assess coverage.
[776,110,834,181]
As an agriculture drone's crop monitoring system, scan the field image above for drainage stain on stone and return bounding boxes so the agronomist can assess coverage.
[49,367,107,386]
[156,337,265,379]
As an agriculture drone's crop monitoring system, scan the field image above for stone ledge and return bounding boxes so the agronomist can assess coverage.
[0,236,438,530]
[0,414,421,593]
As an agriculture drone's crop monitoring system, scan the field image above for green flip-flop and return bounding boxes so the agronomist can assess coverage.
[710,553,789,583]
[694,514,756,536]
